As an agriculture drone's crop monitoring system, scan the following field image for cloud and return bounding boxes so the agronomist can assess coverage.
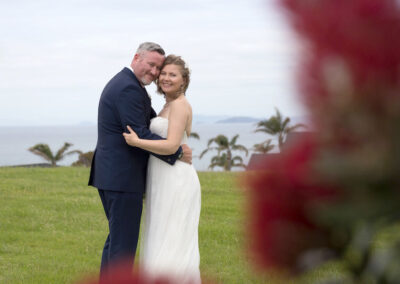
[0,0,306,126]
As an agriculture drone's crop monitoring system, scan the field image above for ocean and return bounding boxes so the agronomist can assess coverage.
[0,123,276,171]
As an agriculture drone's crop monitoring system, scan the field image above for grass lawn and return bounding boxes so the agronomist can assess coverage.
[1,167,384,283]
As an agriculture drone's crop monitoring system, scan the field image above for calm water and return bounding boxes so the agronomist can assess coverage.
[0,123,276,171]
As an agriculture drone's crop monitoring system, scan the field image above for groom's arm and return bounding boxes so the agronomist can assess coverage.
[150,107,157,119]
[116,86,182,165]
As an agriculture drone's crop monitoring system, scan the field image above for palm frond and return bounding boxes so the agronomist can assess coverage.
[232,144,248,156]
[232,162,247,169]
[255,120,276,134]
[255,108,308,152]
[207,153,229,170]
[207,138,215,147]
[199,146,219,159]
[253,140,275,153]
[28,144,54,164]
[199,149,209,159]
[208,162,221,170]
[189,132,200,140]
[211,153,227,167]
[67,150,83,155]
[274,107,282,123]
[232,156,244,163]
[54,142,73,161]
[214,135,229,147]
[282,117,291,129]
[210,155,221,164]
[285,123,307,133]
[229,134,240,146]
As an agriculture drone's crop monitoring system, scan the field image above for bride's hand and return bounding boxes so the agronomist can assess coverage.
[123,125,140,146]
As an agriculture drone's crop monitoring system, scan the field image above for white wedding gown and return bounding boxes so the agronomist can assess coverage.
[140,117,201,283]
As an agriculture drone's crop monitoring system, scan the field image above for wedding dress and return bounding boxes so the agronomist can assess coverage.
[140,116,201,283]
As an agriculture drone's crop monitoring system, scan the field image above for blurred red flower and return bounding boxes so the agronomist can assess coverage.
[279,0,400,126]
[244,0,400,280]
[245,136,340,273]
[282,0,400,86]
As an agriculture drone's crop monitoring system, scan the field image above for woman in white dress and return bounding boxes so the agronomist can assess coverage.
[123,55,201,283]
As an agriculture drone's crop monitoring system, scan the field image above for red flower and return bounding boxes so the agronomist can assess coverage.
[279,0,400,119]
[248,0,400,279]
[283,0,400,84]
[245,136,339,273]
[277,0,400,158]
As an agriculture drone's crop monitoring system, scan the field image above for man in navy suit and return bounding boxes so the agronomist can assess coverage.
[88,42,192,275]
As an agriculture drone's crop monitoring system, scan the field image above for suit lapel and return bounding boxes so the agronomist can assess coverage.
[142,89,152,125]
[122,67,152,123]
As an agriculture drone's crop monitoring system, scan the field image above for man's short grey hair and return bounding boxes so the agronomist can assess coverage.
[136,42,165,56]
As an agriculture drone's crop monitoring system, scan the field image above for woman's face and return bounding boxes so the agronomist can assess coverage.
[158,64,184,96]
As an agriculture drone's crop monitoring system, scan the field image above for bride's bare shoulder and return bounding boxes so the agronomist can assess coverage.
[170,96,191,113]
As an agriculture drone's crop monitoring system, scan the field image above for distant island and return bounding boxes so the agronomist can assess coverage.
[192,115,230,124]
[216,116,261,123]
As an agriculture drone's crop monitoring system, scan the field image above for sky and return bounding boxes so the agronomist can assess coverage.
[0,0,306,126]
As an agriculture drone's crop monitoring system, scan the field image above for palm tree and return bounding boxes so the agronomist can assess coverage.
[200,134,248,171]
[208,153,246,171]
[28,142,79,166]
[256,108,306,151]
[252,139,275,154]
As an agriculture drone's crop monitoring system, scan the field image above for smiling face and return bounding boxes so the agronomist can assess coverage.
[131,51,165,86]
[158,64,185,96]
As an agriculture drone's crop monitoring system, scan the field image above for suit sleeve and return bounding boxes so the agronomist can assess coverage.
[116,86,182,165]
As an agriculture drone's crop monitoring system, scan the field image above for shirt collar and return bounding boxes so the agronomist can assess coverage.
[127,65,134,74]
[126,66,151,100]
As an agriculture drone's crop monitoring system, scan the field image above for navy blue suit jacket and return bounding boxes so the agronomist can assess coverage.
[89,67,182,193]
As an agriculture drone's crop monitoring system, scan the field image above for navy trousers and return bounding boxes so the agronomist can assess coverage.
[98,189,143,275]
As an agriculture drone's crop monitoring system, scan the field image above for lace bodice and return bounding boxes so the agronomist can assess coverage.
[149,117,188,144]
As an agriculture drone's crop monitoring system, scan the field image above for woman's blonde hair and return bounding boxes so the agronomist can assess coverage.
[156,55,190,95]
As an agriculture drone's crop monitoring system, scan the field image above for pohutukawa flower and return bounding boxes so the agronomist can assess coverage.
[245,136,341,273]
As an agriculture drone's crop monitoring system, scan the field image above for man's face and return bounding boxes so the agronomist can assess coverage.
[132,51,165,86]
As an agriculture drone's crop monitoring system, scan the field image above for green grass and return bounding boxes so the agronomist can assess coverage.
[0,168,104,283]
[0,168,273,283]
[3,167,389,283]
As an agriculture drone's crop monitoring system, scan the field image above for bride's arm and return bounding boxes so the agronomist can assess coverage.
[123,100,187,155]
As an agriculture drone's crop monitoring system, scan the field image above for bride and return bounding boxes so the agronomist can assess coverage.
[123,55,201,283]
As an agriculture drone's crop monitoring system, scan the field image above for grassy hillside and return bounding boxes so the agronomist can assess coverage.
[0,168,273,283]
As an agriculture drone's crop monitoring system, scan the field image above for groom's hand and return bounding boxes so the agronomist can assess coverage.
[180,144,192,164]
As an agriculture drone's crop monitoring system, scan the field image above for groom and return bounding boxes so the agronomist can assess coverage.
[88,42,192,275]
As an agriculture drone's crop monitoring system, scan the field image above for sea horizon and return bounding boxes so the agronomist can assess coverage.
[0,122,282,171]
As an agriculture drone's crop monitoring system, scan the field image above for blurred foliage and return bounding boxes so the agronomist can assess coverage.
[245,0,400,283]
[72,151,94,167]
